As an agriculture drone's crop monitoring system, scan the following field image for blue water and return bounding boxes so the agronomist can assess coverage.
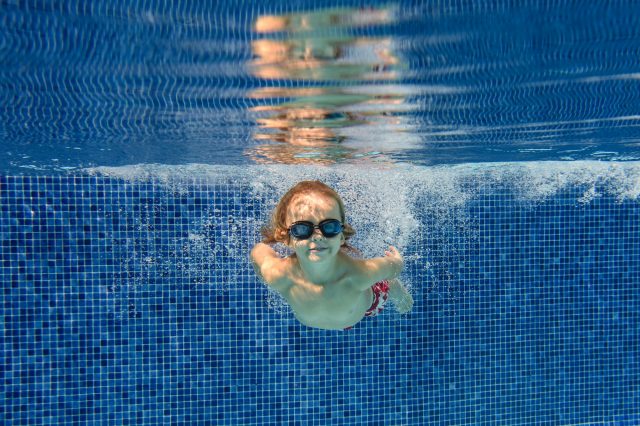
[2,1,640,425]
[2,0,640,171]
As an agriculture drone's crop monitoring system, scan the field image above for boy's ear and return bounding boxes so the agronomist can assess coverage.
[284,230,295,246]
[275,228,289,244]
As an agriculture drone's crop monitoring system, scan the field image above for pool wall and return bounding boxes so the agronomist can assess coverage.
[1,168,639,425]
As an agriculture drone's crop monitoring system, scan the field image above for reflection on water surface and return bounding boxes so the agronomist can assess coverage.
[247,5,420,165]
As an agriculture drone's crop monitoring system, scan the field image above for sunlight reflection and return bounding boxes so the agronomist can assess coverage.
[246,5,420,165]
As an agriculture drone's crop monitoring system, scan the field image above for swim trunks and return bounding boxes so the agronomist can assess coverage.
[364,280,390,317]
[344,280,390,330]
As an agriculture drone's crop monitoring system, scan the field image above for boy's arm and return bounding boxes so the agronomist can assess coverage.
[250,242,290,292]
[352,246,404,291]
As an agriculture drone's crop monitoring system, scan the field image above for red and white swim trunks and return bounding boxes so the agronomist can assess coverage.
[344,280,390,330]
[364,280,390,317]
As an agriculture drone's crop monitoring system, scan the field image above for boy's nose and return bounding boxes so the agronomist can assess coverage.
[310,227,324,239]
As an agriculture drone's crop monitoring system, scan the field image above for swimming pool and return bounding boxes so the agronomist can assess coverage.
[2,1,640,425]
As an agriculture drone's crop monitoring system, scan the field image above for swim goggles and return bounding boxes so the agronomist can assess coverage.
[288,219,344,240]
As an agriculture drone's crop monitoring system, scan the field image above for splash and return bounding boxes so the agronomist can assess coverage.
[461,161,640,203]
[86,161,640,317]
[86,161,640,249]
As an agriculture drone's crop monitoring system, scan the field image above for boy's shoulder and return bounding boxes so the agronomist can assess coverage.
[341,253,395,291]
[267,254,295,278]
[251,246,294,291]
[339,253,371,276]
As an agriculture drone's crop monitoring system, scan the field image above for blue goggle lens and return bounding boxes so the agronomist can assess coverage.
[289,219,343,239]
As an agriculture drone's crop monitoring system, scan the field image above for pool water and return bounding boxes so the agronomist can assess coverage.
[3,0,640,171]
[2,1,640,425]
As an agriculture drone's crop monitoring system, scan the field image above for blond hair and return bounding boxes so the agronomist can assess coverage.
[261,181,356,249]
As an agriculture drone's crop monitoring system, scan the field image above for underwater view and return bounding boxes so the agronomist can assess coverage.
[1,1,640,425]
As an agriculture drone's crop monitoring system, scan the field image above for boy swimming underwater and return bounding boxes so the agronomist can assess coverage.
[250,180,413,330]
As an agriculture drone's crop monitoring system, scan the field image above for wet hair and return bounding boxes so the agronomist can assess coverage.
[261,180,356,249]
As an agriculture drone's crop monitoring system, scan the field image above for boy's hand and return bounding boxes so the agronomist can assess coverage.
[384,246,404,276]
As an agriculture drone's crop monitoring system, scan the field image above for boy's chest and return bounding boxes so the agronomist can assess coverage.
[287,278,360,313]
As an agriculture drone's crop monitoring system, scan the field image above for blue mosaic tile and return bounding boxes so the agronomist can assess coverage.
[1,174,639,424]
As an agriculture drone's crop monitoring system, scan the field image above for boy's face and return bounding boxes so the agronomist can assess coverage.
[286,193,344,262]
